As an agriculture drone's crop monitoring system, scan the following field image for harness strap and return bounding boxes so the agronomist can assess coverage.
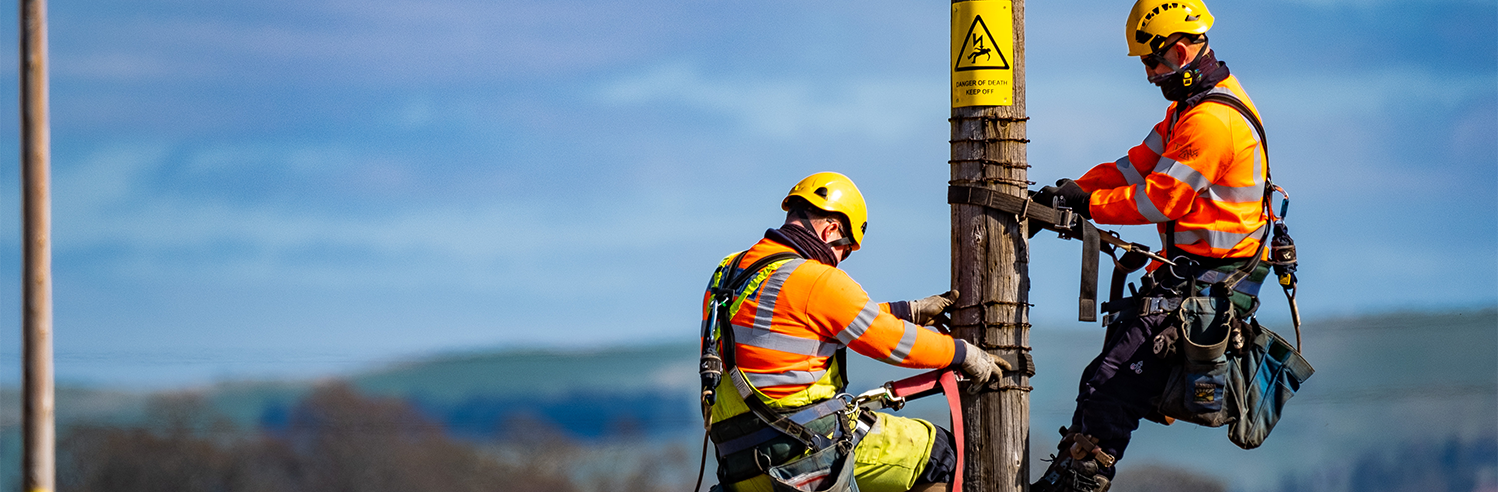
[1165,91,1275,293]
[712,398,850,457]
[1079,222,1100,322]
[713,251,851,454]
[885,370,965,492]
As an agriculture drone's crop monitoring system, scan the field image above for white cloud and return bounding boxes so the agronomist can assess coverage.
[45,0,683,86]
[597,63,946,140]
[37,142,746,291]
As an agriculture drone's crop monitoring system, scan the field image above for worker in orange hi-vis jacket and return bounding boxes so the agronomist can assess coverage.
[1031,1,1275,491]
[701,171,1009,492]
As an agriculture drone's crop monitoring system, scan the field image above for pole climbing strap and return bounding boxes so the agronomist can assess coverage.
[947,185,1102,322]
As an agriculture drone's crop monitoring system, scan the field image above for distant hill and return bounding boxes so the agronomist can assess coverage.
[2,307,1493,491]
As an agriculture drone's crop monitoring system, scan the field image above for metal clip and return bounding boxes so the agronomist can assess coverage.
[1052,196,1076,236]
[852,386,897,411]
[1101,312,1116,327]
[1139,297,1166,316]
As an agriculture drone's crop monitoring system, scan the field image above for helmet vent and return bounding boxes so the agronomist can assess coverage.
[814,187,829,198]
[1185,14,1199,21]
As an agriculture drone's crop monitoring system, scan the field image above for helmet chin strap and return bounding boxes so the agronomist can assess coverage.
[1148,41,1213,101]
[794,215,855,252]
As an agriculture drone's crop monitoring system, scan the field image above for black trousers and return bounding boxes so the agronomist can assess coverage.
[1067,308,1177,479]
[914,425,958,484]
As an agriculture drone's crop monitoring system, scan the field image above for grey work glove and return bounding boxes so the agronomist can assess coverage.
[957,339,1012,389]
[909,290,958,326]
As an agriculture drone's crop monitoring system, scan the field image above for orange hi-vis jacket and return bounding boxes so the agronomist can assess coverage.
[1076,75,1269,259]
[702,238,959,404]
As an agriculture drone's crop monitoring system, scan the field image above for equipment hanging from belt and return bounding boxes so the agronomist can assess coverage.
[948,91,1304,345]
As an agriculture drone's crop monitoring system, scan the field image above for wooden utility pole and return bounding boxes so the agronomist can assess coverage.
[950,0,1029,490]
[20,0,56,491]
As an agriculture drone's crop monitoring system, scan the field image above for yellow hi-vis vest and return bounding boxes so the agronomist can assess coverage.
[704,251,847,425]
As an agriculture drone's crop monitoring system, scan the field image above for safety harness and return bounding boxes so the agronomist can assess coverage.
[696,250,980,492]
[1168,90,1301,343]
[947,89,1301,343]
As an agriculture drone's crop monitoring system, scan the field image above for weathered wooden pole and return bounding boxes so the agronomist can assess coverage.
[949,0,1029,490]
[20,0,56,490]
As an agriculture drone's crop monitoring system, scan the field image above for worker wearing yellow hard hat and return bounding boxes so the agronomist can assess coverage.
[1033,0,1278,491]
[698,172,1010,492]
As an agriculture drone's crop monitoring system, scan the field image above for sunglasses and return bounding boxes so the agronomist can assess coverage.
[1141,54,1165,70]
[1141,34,1206,70]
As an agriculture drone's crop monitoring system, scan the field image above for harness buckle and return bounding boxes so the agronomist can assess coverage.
[1052,196,1077,238]
[1139,297,1169,316]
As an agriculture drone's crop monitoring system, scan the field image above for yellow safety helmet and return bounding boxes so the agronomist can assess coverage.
[781,172,868,250]
[1126,0,1214,56]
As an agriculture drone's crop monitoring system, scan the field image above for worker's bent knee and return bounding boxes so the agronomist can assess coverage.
[853,413,945,492]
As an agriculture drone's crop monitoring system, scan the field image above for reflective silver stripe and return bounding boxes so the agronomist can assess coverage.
[1200,88,1267,204]
[1158,157,1211,192]
[1133,184,1170,222]
[744,368,827,388]
[834,301,881,345]
[1144,130,1165,155]
[879,320,922,365]
[733,323,840,357]
[1206,182,1264,203]
[1210,103,1267,203]
[734,257,840,358]
[751,259,804,331]
[1116,156,1145,186]
[1172,223,1269,250]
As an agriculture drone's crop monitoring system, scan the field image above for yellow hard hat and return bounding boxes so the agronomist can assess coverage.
[781,172,868,250]
[1126,0,1214,56]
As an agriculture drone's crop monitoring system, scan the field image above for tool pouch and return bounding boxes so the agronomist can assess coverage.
[1156,295,1236,427]
[766,442,860,492]
[1227,321,1314,449]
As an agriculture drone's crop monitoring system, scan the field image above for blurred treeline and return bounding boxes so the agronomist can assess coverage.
[56,383,687,492]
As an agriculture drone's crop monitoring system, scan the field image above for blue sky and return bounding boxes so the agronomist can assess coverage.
[0,0,1493,386]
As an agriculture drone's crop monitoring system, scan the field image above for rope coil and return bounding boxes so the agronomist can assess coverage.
[979,343,1032,351]
[949,116,1031,123]
[949,158,1032,169]
[950,137,1032,144]
[949,178,1035,188]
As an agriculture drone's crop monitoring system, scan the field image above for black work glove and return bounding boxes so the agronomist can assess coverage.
[1032,178,1092,220]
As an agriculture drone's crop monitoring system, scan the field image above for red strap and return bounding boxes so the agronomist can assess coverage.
[886,369,943,397]
[886,370,964,492]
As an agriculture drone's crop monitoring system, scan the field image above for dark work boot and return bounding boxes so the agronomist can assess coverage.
[1033,428,1114,492]
[1033,455,1111,492]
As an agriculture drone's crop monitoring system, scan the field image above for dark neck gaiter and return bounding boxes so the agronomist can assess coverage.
[1151,49,1230,102]
[765,224,838,267]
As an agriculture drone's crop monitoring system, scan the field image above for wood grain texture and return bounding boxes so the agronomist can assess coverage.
[950,0,1030,490]
[22,0,56,490]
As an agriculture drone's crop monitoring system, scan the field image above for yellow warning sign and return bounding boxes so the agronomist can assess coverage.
[952,0,1014,107]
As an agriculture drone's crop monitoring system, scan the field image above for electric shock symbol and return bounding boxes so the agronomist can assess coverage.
[954,15,1011,72]
[967,34,992,64]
